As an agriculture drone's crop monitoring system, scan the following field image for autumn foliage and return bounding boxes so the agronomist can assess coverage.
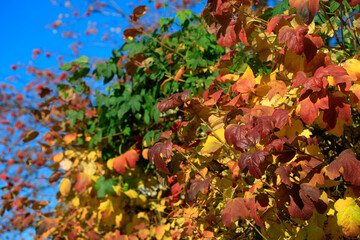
[3,0,360,239]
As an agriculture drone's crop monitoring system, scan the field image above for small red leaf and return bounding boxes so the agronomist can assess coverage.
[221,198,250,228]
[279,25,309,54]
[74,173,91,194]
[148,140,173,173]
[157,89,190,112]
[326,149,360,185]
[238,150,266,179]
[188,178,212,201]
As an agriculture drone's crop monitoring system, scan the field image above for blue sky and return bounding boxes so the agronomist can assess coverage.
[0,1,205,238]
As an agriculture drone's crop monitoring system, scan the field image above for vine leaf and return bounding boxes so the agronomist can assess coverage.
[238,150,267,179]
[113,149,139,174]
[326,149,360,185]
[335,197,360,238]
[148,139,173,173]
[94,176,117,199]
[221,198,250,228]
[157,89,190,112]
[188,178,212,201]
[289,0,319,25]
[74,173,92,194]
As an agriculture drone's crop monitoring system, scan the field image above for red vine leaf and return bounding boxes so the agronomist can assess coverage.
[279,25,309,55]
[188,178,212,201]
[157,89,190,112]
[326,149,360,186]
[148,139,173,173]
[113,149,139,174]
[289,0,319,25]
[221,198,250,228]
[238,150,267,179]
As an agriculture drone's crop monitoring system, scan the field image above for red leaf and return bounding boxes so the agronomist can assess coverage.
[290,0,319,25]
[225,124,256,150]
[323,95,351,129]
[74,173,91,194]
[113,149,139,174]
[238,150,266,179]
[279,25,309,54]
[272,109,289,129]
[157,89,190,112]
[326,149,360,185]
[188,178,212,201]
[275,166,293,187]
[174,66,185,82]
[148,139,173,173]
[299,97,319,124]
[130,5,148,22]
[221,198,250,228]
[287,183,322,220]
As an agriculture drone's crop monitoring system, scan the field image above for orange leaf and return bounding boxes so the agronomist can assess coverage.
[74,173,91,194]
[113,149,139,174]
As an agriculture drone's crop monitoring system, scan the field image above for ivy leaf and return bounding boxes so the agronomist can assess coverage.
[326,149,360,185]
[148,139,173,173]
[94,176,116,199]
[221,198,250,228]
[188,178,212,201]
[289,0,319,25]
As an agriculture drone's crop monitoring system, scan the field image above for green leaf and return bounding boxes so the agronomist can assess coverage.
[60,62,72,71]
[177,11,187,24]
[330,1,341,12]
[94,176,117,199]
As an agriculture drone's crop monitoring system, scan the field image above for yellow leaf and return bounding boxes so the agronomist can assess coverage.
[59,178,71,196]
[125,189,138,199]
[87,151,98,161]
[335,197,360,237]
[98,199,114,214]
[53,152,63,163]
[79,161,97,176]
[107,158,114,170]
[155,225,166,240]
[65,150,75,158]
[71,197,80,207]
[199,128,225,155]
[344,59,360,81]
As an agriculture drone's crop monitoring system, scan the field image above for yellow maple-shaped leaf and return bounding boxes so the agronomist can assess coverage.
[199,128,225,155]
[334,197,360,238]
[79,161,97,176]
[98,198,114,214]
[59,178,71,196]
